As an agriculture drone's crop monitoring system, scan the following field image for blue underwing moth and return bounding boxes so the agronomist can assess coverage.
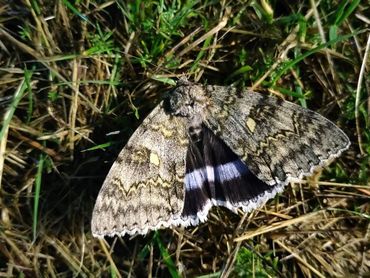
[91,79,350,237]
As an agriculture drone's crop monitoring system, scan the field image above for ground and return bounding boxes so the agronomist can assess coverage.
[0,1,369,277]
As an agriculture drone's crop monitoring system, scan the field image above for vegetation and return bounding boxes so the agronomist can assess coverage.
[0,0,369,277]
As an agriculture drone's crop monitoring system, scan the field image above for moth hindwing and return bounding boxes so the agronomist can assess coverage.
[91,80,350,237]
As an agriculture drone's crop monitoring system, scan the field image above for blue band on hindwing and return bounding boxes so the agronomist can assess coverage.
[182,125,272,218]
[184,160,250,190]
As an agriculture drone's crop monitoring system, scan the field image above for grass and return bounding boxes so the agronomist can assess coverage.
[1,0,369,277]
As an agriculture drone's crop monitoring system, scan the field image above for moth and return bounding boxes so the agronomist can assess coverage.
[91,79,350,237]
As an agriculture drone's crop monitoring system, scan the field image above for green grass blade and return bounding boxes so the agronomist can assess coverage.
[29,0,41,15]
[61,0,89,22]
[110,264,118,278]
[327,208,370,220]
[226,65,253,81]
[33,153,44,241]
[270,31,363,85]
[330,0,361,41]
[81,142,113,152]
[154,232,180,278]
[0,71,33,140]
[271,85,306,99]
[190,35,212,73]
[25,68,34,123]
[335,0,361,26]
[151,76,177,86]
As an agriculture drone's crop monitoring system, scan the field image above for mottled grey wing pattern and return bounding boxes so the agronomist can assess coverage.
[204,85,350,186]
[91,103,189,237]
[92,80,350,238]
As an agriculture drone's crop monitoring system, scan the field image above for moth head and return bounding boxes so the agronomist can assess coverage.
[163,81,207,117]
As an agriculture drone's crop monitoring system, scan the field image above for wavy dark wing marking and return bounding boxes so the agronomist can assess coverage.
[91,104,189,237]
[204,85,350,186]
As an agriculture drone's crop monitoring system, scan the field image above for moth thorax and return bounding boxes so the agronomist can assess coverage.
[188,125,203,142]
[163,87,192,117]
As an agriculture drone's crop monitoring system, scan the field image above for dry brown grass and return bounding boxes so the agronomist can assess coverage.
[0,1,369,277]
